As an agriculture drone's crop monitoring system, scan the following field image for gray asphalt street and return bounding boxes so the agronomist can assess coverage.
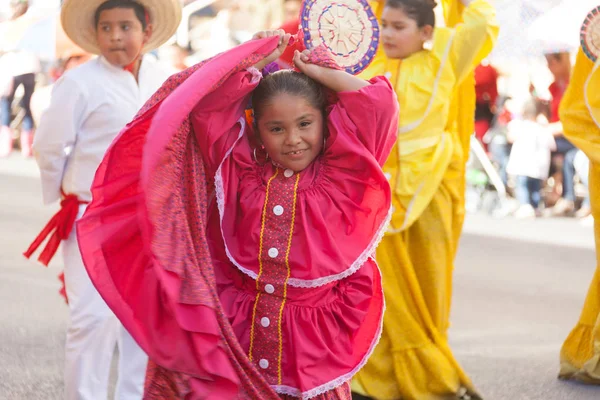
[1,155,599,400]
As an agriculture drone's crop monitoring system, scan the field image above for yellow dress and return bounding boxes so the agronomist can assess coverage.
[557,47,600,384]
[352,1,498,399]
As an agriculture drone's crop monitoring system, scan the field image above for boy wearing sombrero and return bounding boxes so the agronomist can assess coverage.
[27,1,181,399]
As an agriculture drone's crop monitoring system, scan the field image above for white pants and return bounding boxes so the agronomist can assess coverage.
[63,212,147,400]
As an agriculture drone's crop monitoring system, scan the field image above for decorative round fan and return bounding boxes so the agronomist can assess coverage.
[300,0,380,75]
[581,6,600,62]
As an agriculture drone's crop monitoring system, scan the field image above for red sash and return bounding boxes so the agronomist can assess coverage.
[23,189,89,266]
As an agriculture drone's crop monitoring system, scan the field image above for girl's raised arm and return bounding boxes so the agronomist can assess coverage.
[293,49,370,93]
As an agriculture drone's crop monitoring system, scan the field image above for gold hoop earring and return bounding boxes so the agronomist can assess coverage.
[253,146,270,165]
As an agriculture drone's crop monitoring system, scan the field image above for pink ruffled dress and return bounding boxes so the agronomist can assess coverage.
[76,37,399,399]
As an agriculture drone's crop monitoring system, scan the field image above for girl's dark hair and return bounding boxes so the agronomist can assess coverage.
[252,70,326,122]
[385,0,437,27]
[95,0,148,30]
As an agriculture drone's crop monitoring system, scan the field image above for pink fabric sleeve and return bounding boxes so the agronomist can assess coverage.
[333,76,399,166]
[189,68,261,175]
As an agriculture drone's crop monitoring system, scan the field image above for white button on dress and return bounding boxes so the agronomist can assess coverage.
[259,359,269,369]
[261,317,270,327]
[268,248,279,258]
[265,284,275,294]
[284,169,294,178]
[273,205,284,216]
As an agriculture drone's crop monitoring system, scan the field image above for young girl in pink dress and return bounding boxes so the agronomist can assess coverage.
[77,31,399,399]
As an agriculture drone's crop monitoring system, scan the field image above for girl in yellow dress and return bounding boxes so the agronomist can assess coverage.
[557,43,600,384]
[352,0,498,399]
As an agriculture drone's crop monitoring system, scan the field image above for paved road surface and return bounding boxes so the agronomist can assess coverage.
[1,156,598,399]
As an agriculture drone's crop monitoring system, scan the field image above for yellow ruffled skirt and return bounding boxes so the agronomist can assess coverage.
[352,165,477,400]
[559,267,600,383]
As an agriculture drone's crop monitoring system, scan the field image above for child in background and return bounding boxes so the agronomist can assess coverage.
[25,0,180,398]
[506,97,556,218]
[353,0,499,398]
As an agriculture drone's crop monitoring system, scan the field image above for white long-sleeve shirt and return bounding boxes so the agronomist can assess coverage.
[33,55,171,204]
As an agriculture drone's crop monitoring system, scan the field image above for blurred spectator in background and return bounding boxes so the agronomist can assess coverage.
[30,50,92,127]
[474,60,498,151]
[572,149,591,220]
[188,0,235,61]
[0,0,40,158]
[158,43,189,73]
[228,0,283,43]
[545,53,571,129]
[542,51,581,216]
[485,95,514,190]
[283,0,301,21]
[506,97,556,218]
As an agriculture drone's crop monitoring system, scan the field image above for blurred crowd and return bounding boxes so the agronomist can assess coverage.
[470,52,592,224]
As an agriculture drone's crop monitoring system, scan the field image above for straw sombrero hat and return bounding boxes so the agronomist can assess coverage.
[60,0,182,55]
[581,5,600,62]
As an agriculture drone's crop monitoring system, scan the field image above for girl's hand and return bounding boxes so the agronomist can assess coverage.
[252,30,291,70]
[293,49,325,80]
